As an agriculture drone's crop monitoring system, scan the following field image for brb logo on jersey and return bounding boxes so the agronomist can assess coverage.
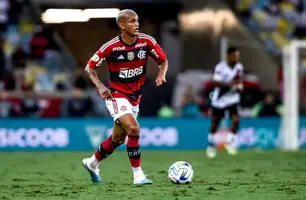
[119,66,143,78]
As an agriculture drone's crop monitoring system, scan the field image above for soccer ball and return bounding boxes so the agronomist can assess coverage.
[168,161,193,184]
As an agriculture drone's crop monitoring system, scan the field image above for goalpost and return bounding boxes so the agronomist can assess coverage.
[281,40,302,151]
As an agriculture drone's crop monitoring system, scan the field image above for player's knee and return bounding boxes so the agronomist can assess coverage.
[126,124,140,137]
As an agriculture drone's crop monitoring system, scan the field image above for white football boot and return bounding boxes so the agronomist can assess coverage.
[224,144,237,155]
[82,158,101,184]
[206,146,217,159]
[224,134,238,155]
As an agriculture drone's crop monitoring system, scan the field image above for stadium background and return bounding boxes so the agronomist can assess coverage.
[1,0,306,199]
[0,0,305,150]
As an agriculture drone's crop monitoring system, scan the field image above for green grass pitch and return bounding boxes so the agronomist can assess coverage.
[0,150,306,200]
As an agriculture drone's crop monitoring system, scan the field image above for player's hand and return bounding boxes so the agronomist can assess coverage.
[229,79,240,87]
[155,74,166,86]
[98,85,112,100]
[237,83,244,92]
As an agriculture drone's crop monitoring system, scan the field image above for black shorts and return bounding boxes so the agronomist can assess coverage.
[211,104,239,120]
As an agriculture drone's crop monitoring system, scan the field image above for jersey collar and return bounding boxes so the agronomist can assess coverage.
[119,35,138,47]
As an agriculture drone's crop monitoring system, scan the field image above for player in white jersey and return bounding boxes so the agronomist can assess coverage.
[207,46,244,159]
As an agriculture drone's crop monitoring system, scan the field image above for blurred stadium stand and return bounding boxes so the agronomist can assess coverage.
[233,0,306,56]
[1,0,298,118]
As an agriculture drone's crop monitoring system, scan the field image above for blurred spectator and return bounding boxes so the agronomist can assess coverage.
[20,90,41,117]
[261,1,282,30]
[0,0,9,32]
[53,72,69,91]
[299,50,306,108]
[30,25,48,60]
[0,91,9,117]
[20,74,33,91]
[157,102,175,118]
[300,73,306,107]
[236,0,254,18]
[74,67,89,90]
[67,89,92,117]
[293,1,306,38]
[264,1,281,16]
[39,97,62,118]
[8,0,23,25]
[0,35,5,81]
[3,71,16,91]
[0,91,19,117]
[299,50,306,73]
[11,43,28,69]
[252,93,282,117]
[34,67,54,92]
[180,85,202,118]
[44,49,63,73]
[21,63,54,92]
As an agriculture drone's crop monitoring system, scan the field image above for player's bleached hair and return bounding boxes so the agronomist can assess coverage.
[116,9,137,25]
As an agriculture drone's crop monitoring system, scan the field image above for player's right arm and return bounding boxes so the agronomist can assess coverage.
[85,48,112,100]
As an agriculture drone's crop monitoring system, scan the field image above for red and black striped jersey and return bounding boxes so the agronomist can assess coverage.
[87,33,167,106]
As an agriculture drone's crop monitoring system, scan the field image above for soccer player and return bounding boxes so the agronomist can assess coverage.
[82,9,168,184]
[207,46,243,159]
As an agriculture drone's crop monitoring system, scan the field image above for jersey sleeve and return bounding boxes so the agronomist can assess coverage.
[147,37,167,64]
[213,65,223,82]
[239,64,244,79]
[235,63,244,81]
[87,45,110,69]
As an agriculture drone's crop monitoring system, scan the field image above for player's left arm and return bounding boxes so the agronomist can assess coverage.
[156,59,168,86]
[147,37,168,86]
[236,64,244,92]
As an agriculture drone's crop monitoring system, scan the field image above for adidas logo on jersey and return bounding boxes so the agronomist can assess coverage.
[118,55,124,60]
